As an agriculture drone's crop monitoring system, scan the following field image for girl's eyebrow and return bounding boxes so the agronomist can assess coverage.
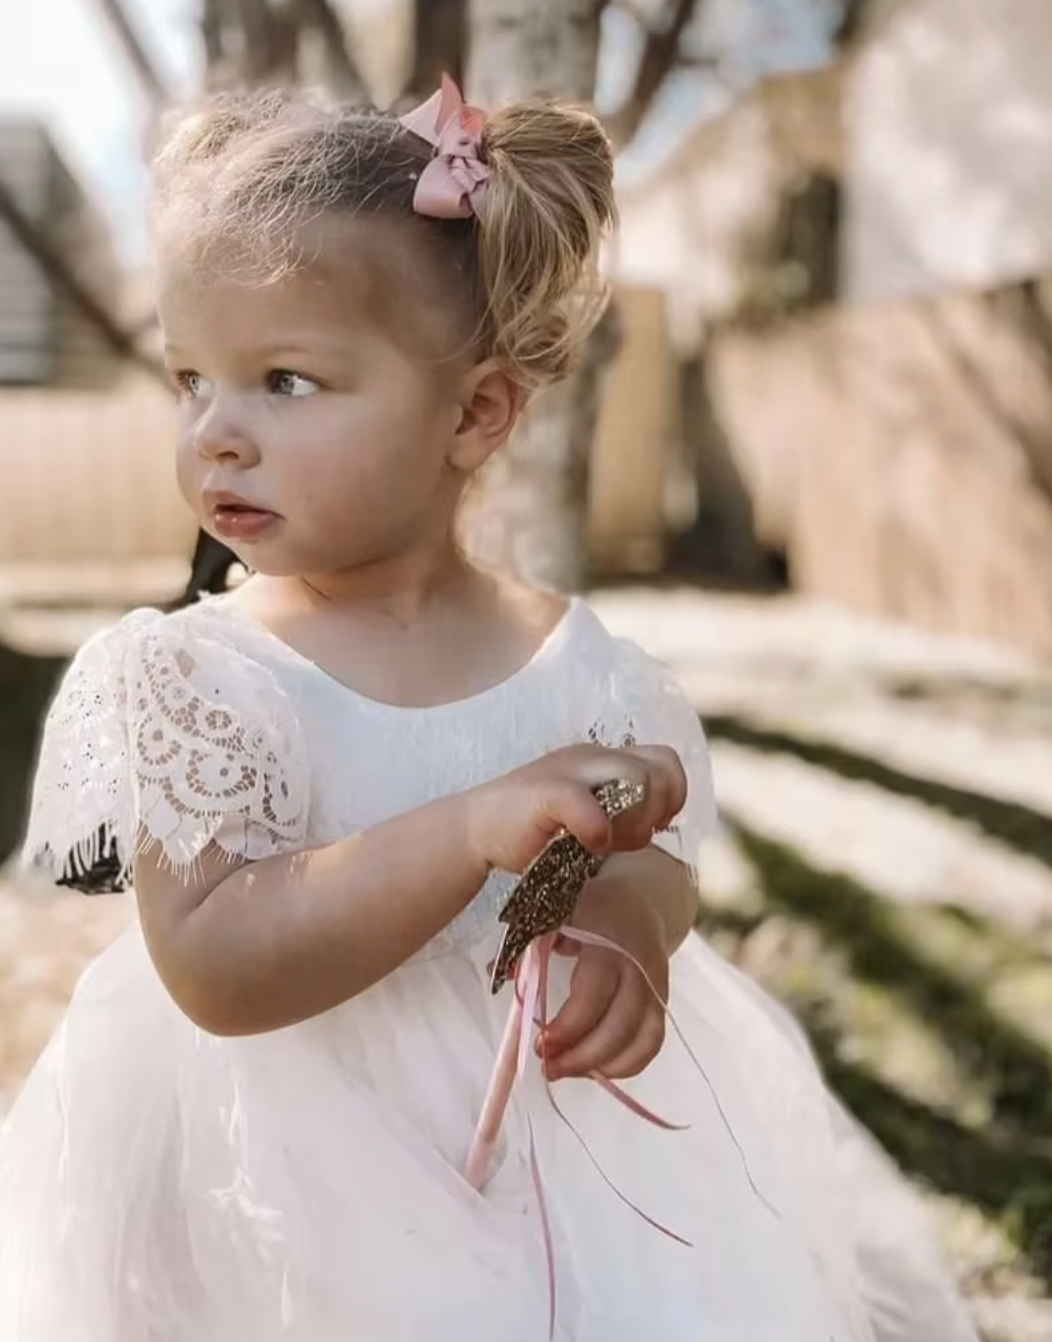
[162,336,355,365]
[262,341,352,358]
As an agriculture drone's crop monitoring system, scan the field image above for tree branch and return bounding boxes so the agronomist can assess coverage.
[676,50,720,70]
[0,175,164,382]
[295,0,367,98]
[89,0,170,105]
[830,0,876,49]
[605,0,705,149]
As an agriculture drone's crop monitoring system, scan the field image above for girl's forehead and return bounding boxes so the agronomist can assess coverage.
[162,206,404,309]
[157,213,469,367]
[158,249,374,334]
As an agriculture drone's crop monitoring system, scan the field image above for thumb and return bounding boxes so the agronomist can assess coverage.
[539,780,612,854]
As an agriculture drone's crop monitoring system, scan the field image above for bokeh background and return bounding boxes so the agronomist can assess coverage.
[1,3,1051,1338]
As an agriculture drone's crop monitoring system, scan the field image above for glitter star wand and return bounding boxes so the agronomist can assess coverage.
[465,778,646,1189]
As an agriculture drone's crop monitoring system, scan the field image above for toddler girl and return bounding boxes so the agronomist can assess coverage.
[0,78,977,1342]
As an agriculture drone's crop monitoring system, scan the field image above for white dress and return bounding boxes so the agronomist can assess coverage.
[0,595,977,1342]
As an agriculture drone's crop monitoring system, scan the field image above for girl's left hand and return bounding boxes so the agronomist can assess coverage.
[538,871,669,1081]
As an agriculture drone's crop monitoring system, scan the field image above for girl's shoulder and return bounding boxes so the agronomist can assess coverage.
[21,597,311,893]
[69,593,278,662]
[526,597,719,871]
[53,595,316,718]
[537,595,696,723]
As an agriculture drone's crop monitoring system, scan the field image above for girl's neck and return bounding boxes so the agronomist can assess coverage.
[250,545,484,626]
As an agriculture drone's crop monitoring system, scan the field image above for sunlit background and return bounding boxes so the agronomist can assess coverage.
[1,3,1051,1338]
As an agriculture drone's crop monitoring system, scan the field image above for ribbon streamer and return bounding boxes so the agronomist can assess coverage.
[467,929,780,1338]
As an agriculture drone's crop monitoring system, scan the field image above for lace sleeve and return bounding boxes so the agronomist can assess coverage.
[22,608,310,891]
[597,638,718,880]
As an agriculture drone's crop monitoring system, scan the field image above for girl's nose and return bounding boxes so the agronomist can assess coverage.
[194,402,260,467]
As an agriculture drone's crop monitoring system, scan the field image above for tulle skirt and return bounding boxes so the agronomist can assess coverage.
[0,924,977,1341]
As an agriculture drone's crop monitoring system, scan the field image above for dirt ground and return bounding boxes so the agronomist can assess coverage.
[3,585,1052,1340]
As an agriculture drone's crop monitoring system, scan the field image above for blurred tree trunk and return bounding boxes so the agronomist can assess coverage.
[406,0,467,97]
[464,0,607,590]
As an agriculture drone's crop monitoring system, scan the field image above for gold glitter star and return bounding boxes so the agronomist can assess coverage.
[489,778,646,994]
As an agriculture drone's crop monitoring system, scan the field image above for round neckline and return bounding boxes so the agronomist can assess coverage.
[204,593,584,717]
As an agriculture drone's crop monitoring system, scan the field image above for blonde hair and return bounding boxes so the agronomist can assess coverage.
[152,89,616,391]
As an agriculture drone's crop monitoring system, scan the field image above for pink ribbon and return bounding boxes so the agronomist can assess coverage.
[466,930,779,1338]
[399,74,490,220]
[465,934,687,1338]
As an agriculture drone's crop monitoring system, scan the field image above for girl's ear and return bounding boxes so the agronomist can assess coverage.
[448,359,523,472]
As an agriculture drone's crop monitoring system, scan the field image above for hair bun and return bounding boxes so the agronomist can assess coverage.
[476,100,616,387]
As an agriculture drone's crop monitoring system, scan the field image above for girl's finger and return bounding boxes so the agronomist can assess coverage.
[542,954,618,1054]
[594,1007,666,1080]
[632,745,687,831]
[596,746,685,852]
[608,808,659,853]
[541,779,612,853]
[553,747,656,798]
[545,975,645,1080]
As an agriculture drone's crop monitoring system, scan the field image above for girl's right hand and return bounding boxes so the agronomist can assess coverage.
[465,743,687,875]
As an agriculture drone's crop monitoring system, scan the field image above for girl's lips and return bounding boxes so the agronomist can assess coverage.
[211,505,281,541]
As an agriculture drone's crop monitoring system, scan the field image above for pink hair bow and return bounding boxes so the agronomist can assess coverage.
[399,74,490,220]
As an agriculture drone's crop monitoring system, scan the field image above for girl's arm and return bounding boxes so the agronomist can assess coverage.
[134,744,685,1036]
[136,791,488,1036]
[590,846,699,953]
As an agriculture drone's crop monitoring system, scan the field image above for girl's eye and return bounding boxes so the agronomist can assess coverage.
[172,370,212,400]
[267,369,320,397]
